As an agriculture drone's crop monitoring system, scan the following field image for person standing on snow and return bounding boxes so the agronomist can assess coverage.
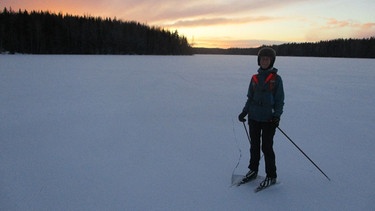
[238,47,285,188]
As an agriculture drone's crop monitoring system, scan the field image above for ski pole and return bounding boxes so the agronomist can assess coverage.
[242,122,250,142]
[277,126,331,181]
[243,122,264,159]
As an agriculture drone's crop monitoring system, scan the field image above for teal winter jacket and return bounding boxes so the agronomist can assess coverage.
[242,67,284,122]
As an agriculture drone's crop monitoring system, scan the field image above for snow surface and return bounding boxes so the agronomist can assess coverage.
[1,55,374,210]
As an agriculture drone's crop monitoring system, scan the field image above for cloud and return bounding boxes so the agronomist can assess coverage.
[361,22,375,29]
[1,0,316,24]
[164,16,278,28]
[111,0,310,24]
[323,18,375,30]
[356,22,375,38]
[305,17,375,41]
[324,18,355,29]
[193,37,285,48]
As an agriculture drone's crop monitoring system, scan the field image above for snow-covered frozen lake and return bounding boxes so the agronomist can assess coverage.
[1,55,374,210]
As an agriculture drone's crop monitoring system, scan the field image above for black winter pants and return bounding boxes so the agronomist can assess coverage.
[248,119,277,178]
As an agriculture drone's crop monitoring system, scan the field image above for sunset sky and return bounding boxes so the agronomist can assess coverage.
[1,0,374,48]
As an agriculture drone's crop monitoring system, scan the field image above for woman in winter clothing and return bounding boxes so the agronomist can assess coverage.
[238,47,285,188]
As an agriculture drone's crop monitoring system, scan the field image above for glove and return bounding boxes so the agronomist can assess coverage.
[238,111,247,122]
[271,117,280,127]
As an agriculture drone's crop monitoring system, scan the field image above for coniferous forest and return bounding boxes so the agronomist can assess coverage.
[194,38,375,58]
[1,8,374,58]
[0,8,193,55]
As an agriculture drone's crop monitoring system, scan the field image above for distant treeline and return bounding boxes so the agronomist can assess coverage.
[0,8,193,55]
[194,37,375,58]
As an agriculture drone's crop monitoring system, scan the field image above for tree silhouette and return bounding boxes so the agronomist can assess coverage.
[0,8,193,55]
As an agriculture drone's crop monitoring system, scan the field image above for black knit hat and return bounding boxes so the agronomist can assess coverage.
[257,47,276,68]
